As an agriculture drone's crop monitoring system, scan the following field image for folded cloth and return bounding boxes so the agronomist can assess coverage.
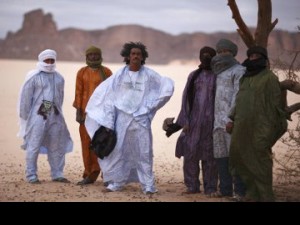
[162,117,175,131]
[90,126,117,159]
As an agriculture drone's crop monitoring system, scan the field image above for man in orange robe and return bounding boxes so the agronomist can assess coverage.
[73,46,112,185]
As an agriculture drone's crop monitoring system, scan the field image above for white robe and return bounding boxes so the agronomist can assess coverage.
[18,70,73,180]
[85,65,174,192]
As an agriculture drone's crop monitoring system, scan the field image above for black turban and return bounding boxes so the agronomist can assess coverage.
[199,46,216,62]
[247,46,268,59]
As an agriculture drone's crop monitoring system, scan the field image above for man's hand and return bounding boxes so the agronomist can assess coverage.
[163,117,182,137]
[225,121,234,134]
[162,117,175,131]
[76,108,85,124]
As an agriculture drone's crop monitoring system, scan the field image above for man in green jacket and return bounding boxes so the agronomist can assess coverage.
[229,46,288,202]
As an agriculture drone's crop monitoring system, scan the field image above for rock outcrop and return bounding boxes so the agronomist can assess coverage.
[0,9,299,65]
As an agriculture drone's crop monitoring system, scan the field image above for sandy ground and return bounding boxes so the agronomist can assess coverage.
[0,59,299,202]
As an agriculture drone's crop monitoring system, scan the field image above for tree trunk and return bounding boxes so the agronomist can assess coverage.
[227,0,300,116]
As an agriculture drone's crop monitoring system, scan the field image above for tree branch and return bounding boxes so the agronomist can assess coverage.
[286,103,300,117]
[288,52,299,79]
[227,0,255,47]
[280,80,300,94]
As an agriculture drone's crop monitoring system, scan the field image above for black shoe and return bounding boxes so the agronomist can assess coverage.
[77,177,94,185]
[53,177,71,183]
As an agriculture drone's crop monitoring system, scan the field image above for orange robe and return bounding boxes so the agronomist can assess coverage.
[73,66,112,181]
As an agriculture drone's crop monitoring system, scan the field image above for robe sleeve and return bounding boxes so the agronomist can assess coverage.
[58,74,65,107]
[85,75,116,138]
[73,68,84,109]
[226,66,245,124]
[133,71,174,121]
[176,71,194,127]
[267,73,288,145]
[19,78,35,120]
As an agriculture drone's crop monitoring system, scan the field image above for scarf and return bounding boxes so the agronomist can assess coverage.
[211,54,238,75]
[37,49,57,73]
[242,57,267,77]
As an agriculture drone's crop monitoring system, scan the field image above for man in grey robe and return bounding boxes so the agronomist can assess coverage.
[211,39,246,199]
[85,42,174,194]
[18,49,73,184]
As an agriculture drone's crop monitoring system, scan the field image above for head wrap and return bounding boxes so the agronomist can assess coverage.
[85,46,101,56]
[242,46,268,77]
[37,49,57,73]
[199,46,216,69]
[247,46,268,59]
[38,49,57,62]
[85,46,102,68]
[216,39,238,57]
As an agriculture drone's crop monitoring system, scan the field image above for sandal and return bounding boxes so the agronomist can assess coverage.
[53,177,70,183]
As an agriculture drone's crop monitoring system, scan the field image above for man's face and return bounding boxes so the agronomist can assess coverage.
[43,58,55,64]
[129,48,143,65]
[217,49,232,56]
[87,53,101,61]
[249,53,262,61]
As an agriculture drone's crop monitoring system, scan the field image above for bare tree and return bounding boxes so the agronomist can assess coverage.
[227,0,300,182]
[227,0,300,115]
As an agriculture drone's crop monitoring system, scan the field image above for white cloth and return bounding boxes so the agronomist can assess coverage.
[37,49,57,73]
[85,65,174,192]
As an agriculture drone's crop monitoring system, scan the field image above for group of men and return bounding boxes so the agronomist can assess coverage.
[164,39,287,202]
[17,39,288,201]
[18,42,174,195]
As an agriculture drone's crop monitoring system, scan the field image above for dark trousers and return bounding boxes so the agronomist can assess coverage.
[183,156,218,194]
[216,157,246,196]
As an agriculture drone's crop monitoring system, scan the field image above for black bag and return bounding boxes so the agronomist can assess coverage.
[90,126,117,159]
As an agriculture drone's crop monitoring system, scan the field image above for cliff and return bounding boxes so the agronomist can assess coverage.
[0,9,299,65]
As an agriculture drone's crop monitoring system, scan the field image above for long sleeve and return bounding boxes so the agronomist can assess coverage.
[176,71,196,127]
[228,67,244,123]
[73,69,83,109]
[267,73,288,145]
[19,78,35,120]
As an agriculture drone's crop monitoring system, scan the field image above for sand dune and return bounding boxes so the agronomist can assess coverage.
[0,59,298,202]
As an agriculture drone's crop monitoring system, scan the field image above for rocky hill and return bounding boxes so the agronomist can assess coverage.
[0,9,299,65]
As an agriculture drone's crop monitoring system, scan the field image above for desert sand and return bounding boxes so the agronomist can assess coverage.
[0,59,299,202]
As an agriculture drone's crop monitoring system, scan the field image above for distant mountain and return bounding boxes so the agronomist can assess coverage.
[0,9,299,65]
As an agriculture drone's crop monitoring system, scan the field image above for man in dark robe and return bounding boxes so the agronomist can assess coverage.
[164,47,219,196]
[229,46,288,201]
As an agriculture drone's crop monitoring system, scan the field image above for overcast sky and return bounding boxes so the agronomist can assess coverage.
[0,0,299,39]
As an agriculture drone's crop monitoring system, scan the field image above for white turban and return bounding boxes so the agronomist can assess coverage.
[38,49,57,62]
[37,49,57,73]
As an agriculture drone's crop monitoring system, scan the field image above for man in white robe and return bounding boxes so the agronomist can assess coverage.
[18,49,73,184]
[85,42,174,194]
